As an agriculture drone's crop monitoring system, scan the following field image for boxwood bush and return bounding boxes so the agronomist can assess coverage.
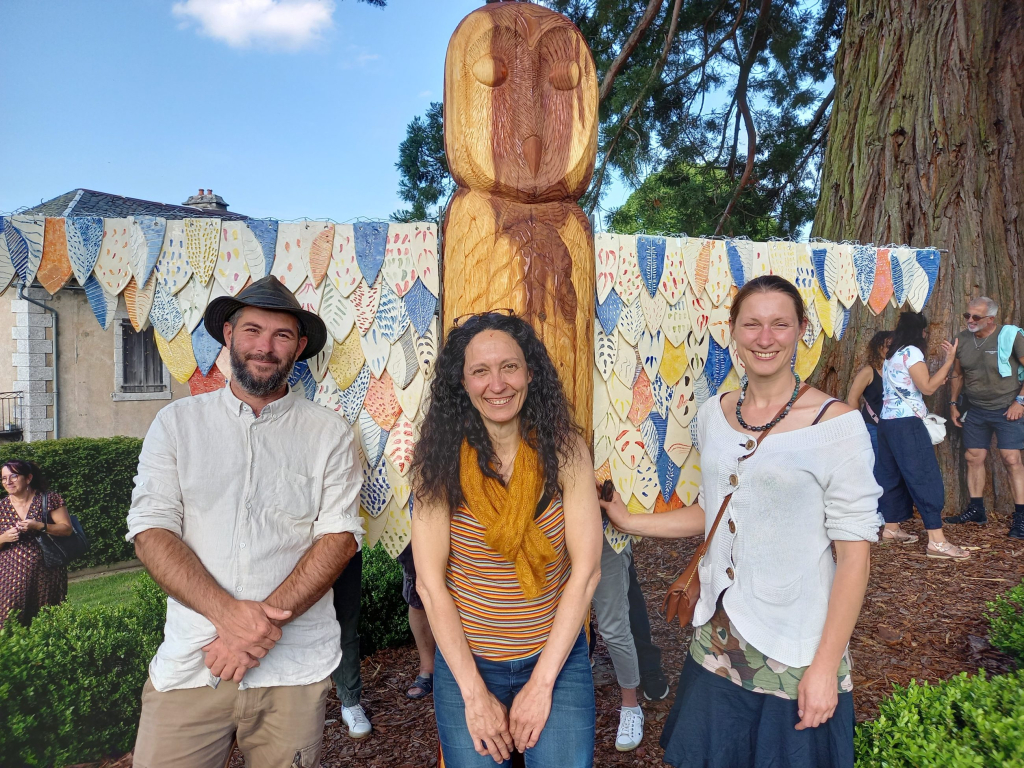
[854,670,1024,767]
[986,579,1024,661]
[0,437,142,569]
[359,543,411,655]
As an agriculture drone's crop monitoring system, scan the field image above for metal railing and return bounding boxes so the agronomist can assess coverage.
[0,392,24,437]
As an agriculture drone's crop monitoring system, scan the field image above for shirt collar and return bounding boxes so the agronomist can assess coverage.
[220,382,299,419]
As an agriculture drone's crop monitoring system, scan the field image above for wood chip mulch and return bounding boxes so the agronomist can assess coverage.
[84,516,1024,768]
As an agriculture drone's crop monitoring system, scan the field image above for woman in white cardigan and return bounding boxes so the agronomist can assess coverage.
[603,275,882,768]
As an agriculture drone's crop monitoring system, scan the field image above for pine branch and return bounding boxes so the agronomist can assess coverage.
[598,0,666,103]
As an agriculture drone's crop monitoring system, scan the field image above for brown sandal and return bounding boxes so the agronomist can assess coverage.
[881,528,919,544]
[926,541,970,560]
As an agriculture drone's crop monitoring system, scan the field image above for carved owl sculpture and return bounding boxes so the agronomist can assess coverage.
[442,0,599,436]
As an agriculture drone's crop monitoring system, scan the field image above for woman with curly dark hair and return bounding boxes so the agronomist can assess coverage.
[845,330,894,457]
[411,311,603,768]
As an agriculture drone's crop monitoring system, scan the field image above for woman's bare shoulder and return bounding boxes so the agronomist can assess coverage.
[802,386,857,421]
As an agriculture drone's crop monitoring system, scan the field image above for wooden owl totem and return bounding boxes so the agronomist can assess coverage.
[442,0,599,436]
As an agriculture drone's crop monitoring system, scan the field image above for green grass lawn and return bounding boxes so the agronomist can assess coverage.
[67,570,146,610]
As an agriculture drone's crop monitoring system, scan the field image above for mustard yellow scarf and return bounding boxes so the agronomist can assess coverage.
[459,438,557,599]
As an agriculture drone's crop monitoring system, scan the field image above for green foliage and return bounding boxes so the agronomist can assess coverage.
[359,543,411,655]
[854,670,1024,767]
[0,574,166,767]
[391,101,453,223]
[986,579,1024,661]
[0,437,143,569]
[68,569,147,611]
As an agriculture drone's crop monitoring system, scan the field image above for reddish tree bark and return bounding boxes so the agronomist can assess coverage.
[812,0,1024,514]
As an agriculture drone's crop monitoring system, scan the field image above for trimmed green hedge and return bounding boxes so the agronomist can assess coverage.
[360,543,411,655]
[986,579,1024,662]
[0,437,142,569]
[854,670,1024,767]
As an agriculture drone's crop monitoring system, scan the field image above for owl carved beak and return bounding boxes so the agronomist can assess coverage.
[522,135,542,176]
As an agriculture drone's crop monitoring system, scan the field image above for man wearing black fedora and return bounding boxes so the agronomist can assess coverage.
[127,276,365,768]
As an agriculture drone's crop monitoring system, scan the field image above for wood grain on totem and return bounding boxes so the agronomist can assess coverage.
[442,2,599,437]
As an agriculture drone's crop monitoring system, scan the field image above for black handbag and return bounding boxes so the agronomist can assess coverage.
[37,492,90,570]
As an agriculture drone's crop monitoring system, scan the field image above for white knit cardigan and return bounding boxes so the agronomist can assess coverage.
[692,394,883,667]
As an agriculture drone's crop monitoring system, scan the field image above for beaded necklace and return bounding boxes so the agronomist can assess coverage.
[736,373,802,432]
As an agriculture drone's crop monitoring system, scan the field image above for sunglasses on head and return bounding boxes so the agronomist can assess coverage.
[963,312,993,322]
[451,308,516,328]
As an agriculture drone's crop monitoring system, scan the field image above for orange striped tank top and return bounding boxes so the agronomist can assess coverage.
[447,495,572,662]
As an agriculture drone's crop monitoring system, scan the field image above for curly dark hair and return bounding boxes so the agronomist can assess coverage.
[866,331,894,369]
[411,313,580,515]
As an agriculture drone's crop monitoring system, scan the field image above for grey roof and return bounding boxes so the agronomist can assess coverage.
[22,189,250,220]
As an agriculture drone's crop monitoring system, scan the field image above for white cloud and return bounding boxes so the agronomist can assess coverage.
[172,0,336,50]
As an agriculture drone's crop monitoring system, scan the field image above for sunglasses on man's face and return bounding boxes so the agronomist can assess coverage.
[963,312,993,322]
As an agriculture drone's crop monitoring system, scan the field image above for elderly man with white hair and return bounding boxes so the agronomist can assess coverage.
[946,296,1024,538]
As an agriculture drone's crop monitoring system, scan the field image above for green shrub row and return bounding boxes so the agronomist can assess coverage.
[0,437,143,569]
[985,579,1024,661]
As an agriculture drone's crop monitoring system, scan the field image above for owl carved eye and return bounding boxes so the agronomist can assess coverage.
[549,60,580,90]
[472,54,508,87]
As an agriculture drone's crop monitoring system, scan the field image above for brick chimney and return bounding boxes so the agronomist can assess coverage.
[183,188,229,211]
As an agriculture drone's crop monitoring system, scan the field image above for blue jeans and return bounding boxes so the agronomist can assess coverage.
[434,632,595,768]
[876,417,945,529]
[864,420,879,460]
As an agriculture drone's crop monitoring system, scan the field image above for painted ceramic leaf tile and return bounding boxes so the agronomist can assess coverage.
[593,411,616,470]
[245,220,278,277]
[386,326,418,389]
[794,244,817,311]
[834,243,858,308]
[659,237,687,304]
[889,247,909,306]
[867,248,893,315]
[188,365,227,396]
[617,295,645,347]
[191,322,222,377]
[124,275,157,332]
[340,365,371,425]
[650,374,674,419]
[595,288,624,336]
[184,218,221,287]
[387,458,412,509]
[313,373,343,412]
[288,361,317,401]
[852,244,877,305]
[627,369,654,426]
[403,278,438,337]
[771,241,799,284]
[670,371,697,427]
[64,217,104,286]
[693,372,712,408]
[614,234,643,306]
[810,246,830,299]
[747,242,769,279]
[610,451,637,501]
[704,337,733,393]
[607,372,633,421]
[895,248,925,310]
[328,223,359,297]
[319,280,356,342]
[664,410,693,467]
[155,220,192,295]
[708,299,732,349]
[271,222,311,293]
[154,326,198,383]
[594,325,618,382]
[129,215,165,286]
[704,240,732,306]
[631,454,660,511]
[352,275,383,336]
[306,222,335,288]
[383,223,418,297]
[83,274,119,330]
[592,369,611,432]
[395,369,425,421]
[360,322,392,379]
[384,416,415,476]
[376,283,411,344]
[0,224,14,295]
[10,214,45,286]
[604,517,633,554]
[178,272,216,333]
[915,248,940,307]
[294,274,326,314]
[813,285,834,338]
[215,344,233,381]
[95,218,133,294]
[662,296,690,348]
[639,287,667,333]
[833,300,852,340]
[365,371,404,431]
[676,450,702,506]
[726,240,746,288]
[362,504,387,550]
[594,232,619,304]
[719,367,742,394]
[354,222,389,285]
[380,499,413,558]
[636,235,666,298]
[415,317,438,377]
[307,334,334,383]
[681,237,707,296]
[795,333,825,381]
[358,409,389,469]
[822,242,841,299]
[685,286,710,340]
[215,221,253,296]
[614,422,646,470]
[659,338,688,387]
[728,340,747,379]
[735,239,757,283]
[612,338,640,388]
[638,329,666,383]
[37,218,73,294]
[149,283,185,340]
[411,223,439,298]
[656,450,681,502]
[360,457,392,518]
[329,326,366,389]
[641,412,667,464]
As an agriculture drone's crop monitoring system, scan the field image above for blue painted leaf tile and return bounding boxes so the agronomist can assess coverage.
[726,241,745,288]
[376,283,411,344]
[191,322,223,376]
[656,450,681,502]
[83,274,118,330]
[704,337,732,394]
[288,361,316,400]
[403,278,438,337]
[3,216,30,283]
[641,412,667,464]
[133,215,166,285]
[852,245,876,305]
[247,219,278,277]
[890,251,906,306]
[811,247,830,299]
[65,217,104,285]
[915,248,940,307]
[636,235,666,298]
[149,283,185,340]
[596,289,624,335]
[354,222,389,285]
[650,374,675,419]
[340,365,372,425]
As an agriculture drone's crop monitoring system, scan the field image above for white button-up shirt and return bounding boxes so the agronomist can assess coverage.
[126,384,364,692]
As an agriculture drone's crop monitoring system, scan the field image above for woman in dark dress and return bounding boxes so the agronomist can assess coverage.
[846,331,893,458]
[0,459,73,628]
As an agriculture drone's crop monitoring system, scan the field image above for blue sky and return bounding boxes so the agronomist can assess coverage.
[3,0,635,222]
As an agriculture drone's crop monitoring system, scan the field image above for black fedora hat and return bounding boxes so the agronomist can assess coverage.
[204,276,328,361]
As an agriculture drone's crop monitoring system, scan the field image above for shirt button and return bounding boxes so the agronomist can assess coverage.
[745,439,755,450]
[240,542,246,549]
[726,567,735,580]
[235,586,243,593]
[729,474,739,486]
[728,520,736,534]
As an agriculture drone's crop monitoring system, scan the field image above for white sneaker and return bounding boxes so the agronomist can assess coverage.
[341,704,372,739]
[615,706,644,752]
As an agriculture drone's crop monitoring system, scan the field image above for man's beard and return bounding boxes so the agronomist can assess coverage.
[229,341,296,398]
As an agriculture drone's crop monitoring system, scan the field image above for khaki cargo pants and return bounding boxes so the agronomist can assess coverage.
[133,676,331,768]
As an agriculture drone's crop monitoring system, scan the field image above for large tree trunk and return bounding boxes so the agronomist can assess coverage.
[812,0,1024,516]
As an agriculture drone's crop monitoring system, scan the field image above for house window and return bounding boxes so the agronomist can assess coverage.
[113,311,172,401]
